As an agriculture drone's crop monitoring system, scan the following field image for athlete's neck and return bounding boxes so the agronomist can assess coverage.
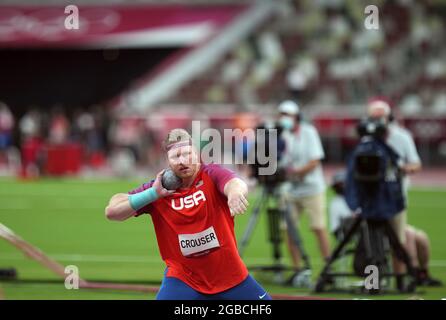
[181,163,201,188]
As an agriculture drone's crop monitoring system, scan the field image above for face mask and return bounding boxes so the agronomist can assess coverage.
[279,116,295,130]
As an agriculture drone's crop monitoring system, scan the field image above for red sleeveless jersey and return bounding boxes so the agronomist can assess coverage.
[129,164,248,294]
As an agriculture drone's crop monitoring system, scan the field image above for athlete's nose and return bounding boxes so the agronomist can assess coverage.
[179,154,193,166]
[178,155,186,165]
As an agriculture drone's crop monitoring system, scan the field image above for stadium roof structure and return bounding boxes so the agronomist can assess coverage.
[0,0,275,113]
[109,1,274,114]
[0,4,247,48]
[0,0,257,5]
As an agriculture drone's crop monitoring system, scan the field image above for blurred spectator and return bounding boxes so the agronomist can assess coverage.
[108,117,142,164]
[109,147,136,178]
[73,106,107,168]
[425,58,446,80]
[19,109,41,140]
[399,94,423,116]
[328,53,377,80]
[328,171,352,237]
[76,109,95,140]
[221,51,247,85]
[0,102,14,152]
[167,0,445,117]
[19,109,45,178]
[48,107,70,145]
[257,29,285,68]
[142,124,161,170]
[431,93,446,115]
[77,107,104,153]
[0,102,15,169]
[287,54,319,100]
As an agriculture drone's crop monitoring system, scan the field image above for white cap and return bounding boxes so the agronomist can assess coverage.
[278,100,300,115]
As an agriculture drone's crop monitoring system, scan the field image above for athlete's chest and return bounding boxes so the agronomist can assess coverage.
[170,188,207,211]
[154,174,220,222]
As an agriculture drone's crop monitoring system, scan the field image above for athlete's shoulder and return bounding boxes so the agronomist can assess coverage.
[201,163,237,193]
[128,179,155,195]
[201,163,235,175]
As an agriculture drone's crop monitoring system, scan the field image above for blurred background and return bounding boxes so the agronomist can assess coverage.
[0,0,445,300]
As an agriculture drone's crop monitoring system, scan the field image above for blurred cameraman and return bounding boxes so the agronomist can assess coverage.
[330,170,441,286]
[366,97,422,287]
[277,100,330,282]
[368,98,421,187]
[367,98,421,245]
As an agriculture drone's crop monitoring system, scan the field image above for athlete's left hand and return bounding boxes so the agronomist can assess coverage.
[227,192,249,216]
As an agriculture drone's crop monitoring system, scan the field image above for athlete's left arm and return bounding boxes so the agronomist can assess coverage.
[204,164,249,217]
[223,178,249,217]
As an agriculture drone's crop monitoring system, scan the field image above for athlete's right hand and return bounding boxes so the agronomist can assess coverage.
[153,170,175,198]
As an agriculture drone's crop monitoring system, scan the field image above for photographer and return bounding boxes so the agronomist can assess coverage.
[367,98,421,241]
[346,109,419,290]
[331,170,441,287]
[365,98,426,287]
[277,100,330,283]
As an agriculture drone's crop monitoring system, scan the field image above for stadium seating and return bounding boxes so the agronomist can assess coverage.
[166,1,446,114]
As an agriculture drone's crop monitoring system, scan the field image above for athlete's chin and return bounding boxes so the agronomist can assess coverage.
[176,168,194,178]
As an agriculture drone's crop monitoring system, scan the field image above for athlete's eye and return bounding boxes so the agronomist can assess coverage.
[169,153,180,161]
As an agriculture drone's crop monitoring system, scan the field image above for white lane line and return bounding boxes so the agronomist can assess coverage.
[0,253,160,264]
[1,253,446,267]
[0,253,286,264]
[429,260,446,267]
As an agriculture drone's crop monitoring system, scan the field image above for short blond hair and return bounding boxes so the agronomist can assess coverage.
[163,128,192,151]
[367,100,391,118]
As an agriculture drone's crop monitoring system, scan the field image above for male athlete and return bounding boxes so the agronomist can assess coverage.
[105,129,271,300]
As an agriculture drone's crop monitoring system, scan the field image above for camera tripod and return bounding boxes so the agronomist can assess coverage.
[314,215,417,294]
[238,184,311,284]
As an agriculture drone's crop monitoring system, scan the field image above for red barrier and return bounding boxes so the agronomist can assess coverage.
[45,143,83,176]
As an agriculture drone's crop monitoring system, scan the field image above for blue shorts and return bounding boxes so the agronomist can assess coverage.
[156,271,272,300]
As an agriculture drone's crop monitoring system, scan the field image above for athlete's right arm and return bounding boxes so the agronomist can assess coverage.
[105,170,173,221]
[105,193,136,221]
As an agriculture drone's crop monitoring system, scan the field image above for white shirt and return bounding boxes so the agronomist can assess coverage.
[280,122,326,198]
[386,123,421,194]
[329,195,353,233]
